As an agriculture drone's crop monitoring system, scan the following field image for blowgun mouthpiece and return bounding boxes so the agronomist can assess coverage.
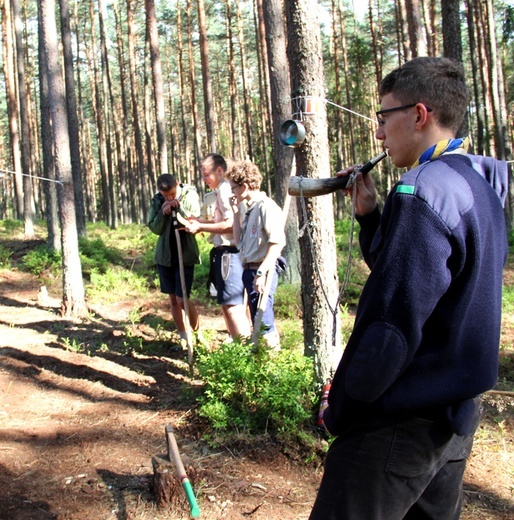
[357,150,388,175]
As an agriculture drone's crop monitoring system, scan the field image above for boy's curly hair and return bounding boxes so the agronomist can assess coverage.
[226,160,263,191]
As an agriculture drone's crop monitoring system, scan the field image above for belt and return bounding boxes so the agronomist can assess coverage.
[215,246,238,253]
[243,262,261,270]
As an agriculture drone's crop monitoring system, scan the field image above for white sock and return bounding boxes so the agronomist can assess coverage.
[179,331,188,340]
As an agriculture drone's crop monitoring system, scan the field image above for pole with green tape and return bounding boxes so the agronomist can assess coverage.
[165,424,200,518]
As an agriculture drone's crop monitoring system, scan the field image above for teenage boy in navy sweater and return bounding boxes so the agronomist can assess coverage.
[310,57,509,520]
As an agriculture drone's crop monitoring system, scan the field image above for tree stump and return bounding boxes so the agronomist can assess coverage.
[152,453,181,507]
[152,453,198,509]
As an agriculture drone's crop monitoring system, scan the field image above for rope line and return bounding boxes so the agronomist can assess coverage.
[325,99,376,123]
[298,175,359,352]
[0,167,64,185]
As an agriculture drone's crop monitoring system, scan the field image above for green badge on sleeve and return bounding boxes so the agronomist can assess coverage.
[396,185,415,195]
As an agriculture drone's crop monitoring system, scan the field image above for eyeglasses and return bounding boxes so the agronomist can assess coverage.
[376,103,432,126]
[230,183,242,192]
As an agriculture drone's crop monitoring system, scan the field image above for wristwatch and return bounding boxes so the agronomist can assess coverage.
[256,269,264,277]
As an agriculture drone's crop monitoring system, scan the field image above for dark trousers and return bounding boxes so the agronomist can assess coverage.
[242,268,279,334]
[309,409,479,520]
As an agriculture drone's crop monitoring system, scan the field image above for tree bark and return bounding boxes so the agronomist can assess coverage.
[12,0,35,237]
[2,0,23,219]
[225,0,241,159]
[235,0,254,160]
[59,0,87,238]
[285,0,341,385]
[126,0,148,222]
[98,0,118,228]
[39,0,87,318]
[146,0,169,175]
[197,0,217,152]
[262,0,300,284]
[113,0,134,223]
[187,0,203,171]
[404,0,426,57]
[176,0,192,184]
[441,0,463,62]
[38,6,60,251]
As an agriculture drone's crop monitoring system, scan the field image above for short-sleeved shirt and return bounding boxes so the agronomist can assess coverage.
[213,180,236,247]
[237,192,285,264]
[200,190,217,244]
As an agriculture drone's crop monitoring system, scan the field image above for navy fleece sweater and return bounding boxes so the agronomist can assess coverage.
[324,154,509,436]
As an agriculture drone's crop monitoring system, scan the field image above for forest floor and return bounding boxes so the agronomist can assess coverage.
[0,266,513,519]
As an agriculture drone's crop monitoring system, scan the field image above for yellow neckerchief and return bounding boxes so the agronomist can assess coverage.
[411,136,469,168]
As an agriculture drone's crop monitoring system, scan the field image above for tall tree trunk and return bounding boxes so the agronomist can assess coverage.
[12,0,35,237]
[146,0,168,175]
[126,0,148,222]
[253,0,271,188]
[2,0,23,218]
[187,0,203,171]
[484,0,508,160]
[98,0,118,228]
[235,0,254,160]
[176,0,192,184]
[38,7,60,251]
[39,0,87,318]
[404,0,426,57]
[420,0,437,56]
[285,0,341,386]
[74,3,97,222]
[87,0,109,223]
[471,0,493,156]
[441,0,463,61]
[465,0,485,154]
[368,0,383,85]
[59,0,87,238]
[262,0,300,284]
[396,0,410,62]
[197,0,217,152]
[254,0,273,180]
[114,0,134,223]
[144,57,156,190]
[441,0,467,137]
[225,0,241,158]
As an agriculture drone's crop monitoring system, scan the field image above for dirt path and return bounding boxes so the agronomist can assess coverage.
[0,270,513,519]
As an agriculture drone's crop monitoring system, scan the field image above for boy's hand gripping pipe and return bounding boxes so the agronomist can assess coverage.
[288,151,387,197]
[165,424,200,518]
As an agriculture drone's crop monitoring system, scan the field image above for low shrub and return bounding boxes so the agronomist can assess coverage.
[0,244,12,268]
[22,245,61,275]
[86,267,149,302]
[79,237,123,275]
[195,338,316,437]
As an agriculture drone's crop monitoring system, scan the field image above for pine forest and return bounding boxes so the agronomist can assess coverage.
[0,0,512,229]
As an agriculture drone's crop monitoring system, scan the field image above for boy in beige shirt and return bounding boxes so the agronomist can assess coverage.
[226,160,286,347]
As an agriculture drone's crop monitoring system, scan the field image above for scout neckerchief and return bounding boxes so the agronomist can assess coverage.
[411,136,469,168]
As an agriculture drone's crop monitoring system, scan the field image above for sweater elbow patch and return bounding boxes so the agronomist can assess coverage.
[345,323,408,403]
